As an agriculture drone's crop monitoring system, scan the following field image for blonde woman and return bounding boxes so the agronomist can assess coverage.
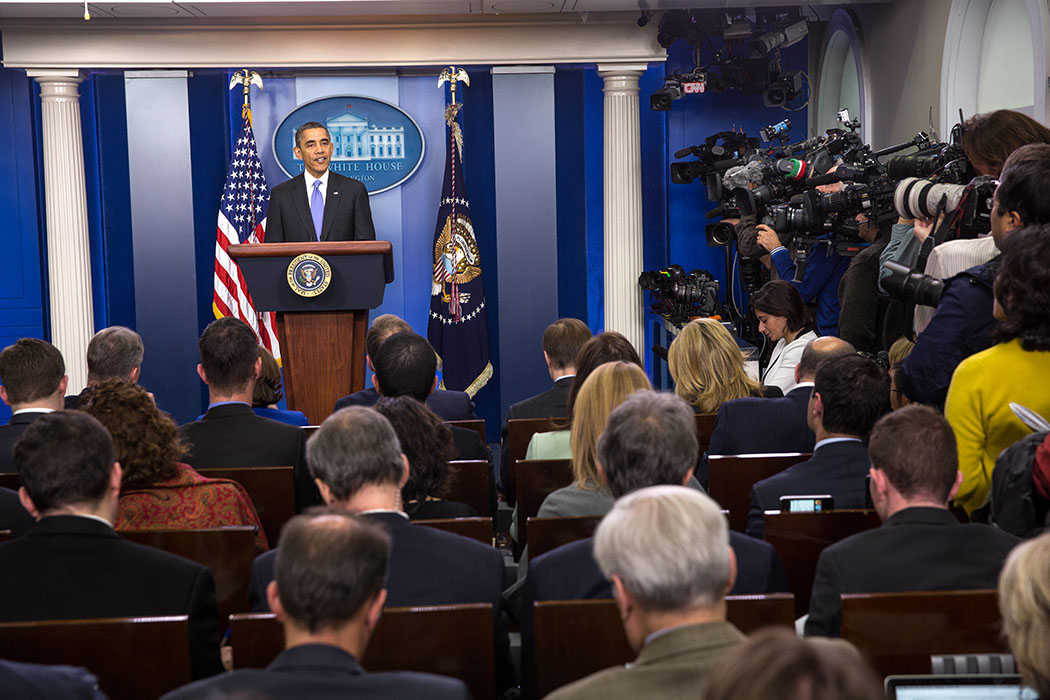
[999,533,1050,698]
[668,318,766,414]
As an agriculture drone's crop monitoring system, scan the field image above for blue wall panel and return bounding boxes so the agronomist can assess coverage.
[553,69,589,325]
[583,68,605,333]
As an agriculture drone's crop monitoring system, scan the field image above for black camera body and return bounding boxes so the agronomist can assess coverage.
[638,265,721,324]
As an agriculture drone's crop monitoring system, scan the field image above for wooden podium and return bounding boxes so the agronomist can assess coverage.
[228,241,394,425]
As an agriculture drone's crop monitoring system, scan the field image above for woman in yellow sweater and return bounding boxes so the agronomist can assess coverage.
[946,224,1050,514]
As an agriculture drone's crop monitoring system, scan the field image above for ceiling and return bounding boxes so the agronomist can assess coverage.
[0,0,888,21]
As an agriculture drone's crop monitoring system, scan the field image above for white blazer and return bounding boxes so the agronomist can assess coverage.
[762,330,817,393]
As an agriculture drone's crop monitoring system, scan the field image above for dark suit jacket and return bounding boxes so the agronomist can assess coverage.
[63,390,87,410]
[0,659,108,700]
[160,643,469,700]
[179,403,320,512]
[0,515,222,679]
[0,411,47,473]
[333,387,476,421]
[500,376,573,504]
[248,511,514,692]
[805,507,1021,637]
[747,439,870,539]
[265,171,375,243]
[0,487,34,538]
[518,531,788,700]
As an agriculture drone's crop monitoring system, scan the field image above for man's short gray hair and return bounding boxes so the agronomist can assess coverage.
[596,391,698,499]
[87,326,143,382]
[306,407,404,501]
[595,485,730,611]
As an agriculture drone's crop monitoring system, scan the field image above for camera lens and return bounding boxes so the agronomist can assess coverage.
[893,177,965,219]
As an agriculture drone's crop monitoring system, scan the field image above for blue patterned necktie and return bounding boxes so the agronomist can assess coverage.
[311,179,324,240]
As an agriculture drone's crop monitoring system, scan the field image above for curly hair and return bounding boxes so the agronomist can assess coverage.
[994,224,1050,351]
[252,345,283,407]
[373,396,457,507]
[668,318,760,414]
[79,379,185,490]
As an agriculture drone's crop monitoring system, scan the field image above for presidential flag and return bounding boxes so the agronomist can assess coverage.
[427,102,492,397]
[213,104,280,359]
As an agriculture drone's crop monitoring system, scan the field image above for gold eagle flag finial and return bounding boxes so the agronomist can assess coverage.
[229,70,264,108]
[438,66,470,105]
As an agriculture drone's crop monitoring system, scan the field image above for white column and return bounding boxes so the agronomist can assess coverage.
[598,64,647,357]
[27,69,94,393]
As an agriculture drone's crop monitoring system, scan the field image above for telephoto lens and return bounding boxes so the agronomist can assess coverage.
[893,177,965,220]
[882,261,946,307]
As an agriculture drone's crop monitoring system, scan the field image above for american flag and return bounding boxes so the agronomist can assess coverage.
[212,105,280,359]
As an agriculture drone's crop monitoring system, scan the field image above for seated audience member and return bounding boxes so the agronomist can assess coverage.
[247,406,513,693]
[0,411,223,678]
[162,510,469,700]
[374,396,476,520]
[899,143,1050,407]
[703,628,882,700]
[534,362,652,520]
[179,317,318,512]
[887,336,916,411]
[65,325,145,409]
[0,338,67,473]
[990,431,1050,538]
[0,486,34,538]
[805,405,1020,637]
[500,317,591,503]
[81,380,268,552]
[947,224,1050,516]
[0,659,108,700]
[251,345,309,426]
[750,280,817,393]
[748,353,889,539]
[668,318,769,415]
[544,486,745,700]
[525,331,641,460]
[521,391,787,699]
[999,532,1050,699]
[887,336,915,367]
[706,337,855,483]
[333,314,475,420]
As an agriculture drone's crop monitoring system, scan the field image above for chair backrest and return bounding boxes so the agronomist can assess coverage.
[694,413,719,455]
[707,453,810,532]
[764,509,882,616]
[527,515,602,561]
[0,529,9,544]
[533,595,795,698]
[416,517,493,545]
[231,604,495,700]
[506,418,564,499]
[0,472,18,491]
[445,459,491,517]
[841,589,1005,679]
[302,425,319,440]
[446,419,486,444]
[513,459,573,558]
[0,615,191,700]
[197,466,295,545]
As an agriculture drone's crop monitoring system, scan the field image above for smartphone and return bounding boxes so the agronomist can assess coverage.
[779,495,834,513]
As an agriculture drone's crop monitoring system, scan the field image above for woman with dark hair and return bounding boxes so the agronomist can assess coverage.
[525,331,642,460]
[946,224,1050,515]
[251,345,310,426]
[373,396,476,520]
[751,280,816,393]
[81,379,268,551]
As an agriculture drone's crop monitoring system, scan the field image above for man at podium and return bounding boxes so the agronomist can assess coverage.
[266,122,376,243]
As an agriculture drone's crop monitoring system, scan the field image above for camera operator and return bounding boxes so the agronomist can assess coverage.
[754,166,851,337]
[720,162,791,261]
[879,111,1050,316]
[898,143,1050,408]
[837,213,894,352]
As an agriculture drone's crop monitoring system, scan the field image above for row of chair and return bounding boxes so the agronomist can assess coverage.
[0,590,1005,700]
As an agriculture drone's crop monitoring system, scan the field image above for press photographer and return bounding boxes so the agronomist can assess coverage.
[897,143,1050,408]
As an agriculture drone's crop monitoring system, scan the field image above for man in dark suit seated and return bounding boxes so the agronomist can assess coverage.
[0,338,67,473]
[162,510,469,700]
[0,411,223,679]
[0,486,34,538]
[520,391,787,699]
[805,405,1022,637]
[247,406,514,694]
[747,353,890,539]
[0,659,108,699]
[545,486,746,700]
[64,325,145,410]
[500,317,591,503]
[333,314,475,420]
[179,317,319,512]
[704,337,855,485]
